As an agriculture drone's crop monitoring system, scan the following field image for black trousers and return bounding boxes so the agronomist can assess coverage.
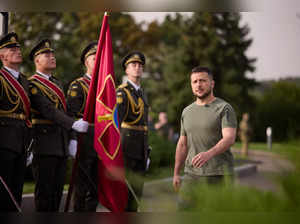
[124,157,145,212]
[32,155,67,212]
[73,147,98,212]
[0,148,26,212]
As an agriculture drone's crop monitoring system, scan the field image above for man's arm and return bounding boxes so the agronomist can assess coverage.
[192,127,236,168]
[173,135,188,191]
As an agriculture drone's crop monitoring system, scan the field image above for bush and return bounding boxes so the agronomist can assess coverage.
[253,82,300,141]
[181,141,300,212]
[148,130,176,172]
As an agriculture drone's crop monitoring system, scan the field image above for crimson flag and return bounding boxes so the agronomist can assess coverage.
[83,12,128,212]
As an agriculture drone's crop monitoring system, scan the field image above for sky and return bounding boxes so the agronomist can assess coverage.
[129,12,300,81]
[1,10,299,81]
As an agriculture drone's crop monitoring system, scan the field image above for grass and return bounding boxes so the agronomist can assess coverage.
[23,182,69,195]
[233,140,300,164]
[23,182,35,194]
[23,140,300,199]
[179,140,300,212]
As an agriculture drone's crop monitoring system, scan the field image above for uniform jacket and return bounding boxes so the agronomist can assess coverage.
[66,74,95,150]
[66,74,90,119]
[116,81,149,163]
[29,73,74,157]
[0,67,31,153]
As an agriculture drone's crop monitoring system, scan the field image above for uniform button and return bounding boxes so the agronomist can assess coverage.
[43,129,47,133]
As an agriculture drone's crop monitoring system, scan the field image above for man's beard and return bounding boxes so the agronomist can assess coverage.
[196,88,212,100]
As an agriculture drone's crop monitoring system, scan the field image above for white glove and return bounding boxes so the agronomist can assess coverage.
[68,139,78,158]
[146,158,151,171]
[26,152,33,167]
[72,118,89,133]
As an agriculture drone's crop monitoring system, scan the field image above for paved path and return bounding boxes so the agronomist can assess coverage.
[232,148,293,193]
[20,149,294,212]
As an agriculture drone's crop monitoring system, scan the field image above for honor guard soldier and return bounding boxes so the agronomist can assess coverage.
[66,42,99,211]
[0,32,31,211]
[28,39,89,212]
[117,51,149,212]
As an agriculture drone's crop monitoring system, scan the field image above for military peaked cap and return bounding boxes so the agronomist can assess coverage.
[0,32,20,49]
[122,51,145,70]
[81,41,98,64]
[29,39,54,61]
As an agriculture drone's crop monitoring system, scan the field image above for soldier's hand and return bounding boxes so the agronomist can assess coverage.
[173,175,181,192]
[68,139,77,158]
[72,118,89,133]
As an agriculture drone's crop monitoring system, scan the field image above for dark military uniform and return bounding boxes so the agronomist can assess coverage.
[0,33,31,211]
[67,41,99,212]
[117,78,149,211]
[67,74,98,211]
[28,39,75,212]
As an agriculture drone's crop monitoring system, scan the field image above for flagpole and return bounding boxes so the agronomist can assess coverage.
[64,12,109,212]
[0,176,22,212]
[125,179,140,206]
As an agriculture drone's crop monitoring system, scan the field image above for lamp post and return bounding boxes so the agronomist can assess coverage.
[266,126,272,150]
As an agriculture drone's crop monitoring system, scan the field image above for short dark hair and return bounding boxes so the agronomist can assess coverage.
[191,66,213,79]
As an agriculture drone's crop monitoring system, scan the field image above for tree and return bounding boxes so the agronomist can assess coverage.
[254,81,300,141]
[10,12,145,88]
[10,12,82,88]
[145,13,257,130]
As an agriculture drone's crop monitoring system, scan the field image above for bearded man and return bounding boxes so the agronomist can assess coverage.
[173,66,237,210]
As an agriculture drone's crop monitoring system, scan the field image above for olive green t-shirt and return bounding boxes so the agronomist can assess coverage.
[180,97,237,176]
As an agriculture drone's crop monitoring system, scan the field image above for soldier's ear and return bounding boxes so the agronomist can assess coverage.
[34,55,39,64]
[0,48,6,60]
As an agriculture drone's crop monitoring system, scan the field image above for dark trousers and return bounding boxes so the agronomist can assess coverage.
[73,148,98,212]
[124,157,145,212]
[0,148,26,212]
[32,155,67,212]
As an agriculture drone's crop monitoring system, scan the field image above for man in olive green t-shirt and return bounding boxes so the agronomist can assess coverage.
[173,66,237,198]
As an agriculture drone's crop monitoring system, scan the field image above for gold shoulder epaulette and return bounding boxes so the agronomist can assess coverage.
[70,79,79,86]
[117,83,128,90]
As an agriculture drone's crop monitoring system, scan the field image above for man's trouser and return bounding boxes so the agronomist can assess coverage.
[32,155,67,212]
[0,149,26,212]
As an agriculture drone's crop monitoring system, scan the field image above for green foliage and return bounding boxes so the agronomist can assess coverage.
[9,12,146,88]
[181,141,300,212]
[9,13,257,131]
[144,13,257,131]
[253,81,300,141]
[148,131,176,172]
[180,181,289,211]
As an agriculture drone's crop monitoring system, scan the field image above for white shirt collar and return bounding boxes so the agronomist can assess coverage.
[127,79,141,91]
[36,70,51,80]
[85,73,92,80]
[4,66,19,79]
